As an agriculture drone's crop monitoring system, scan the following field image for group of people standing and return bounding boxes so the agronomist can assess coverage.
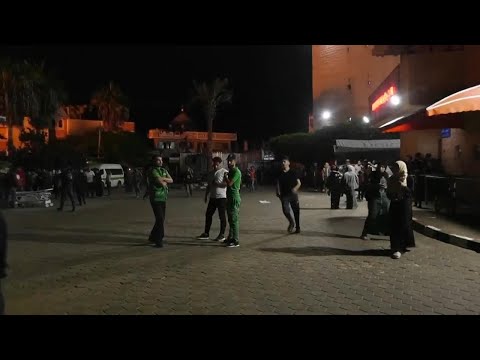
[147,154,242,248]
[146,153,414,259]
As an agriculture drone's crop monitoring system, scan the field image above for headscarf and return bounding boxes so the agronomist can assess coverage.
[396,160,408,186]
[347,165,355,173]
[387,160,408,196]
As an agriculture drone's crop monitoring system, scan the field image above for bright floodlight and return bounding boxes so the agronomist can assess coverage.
[321,110,331,120]
[362,116,370,123]
[390,95,401,106]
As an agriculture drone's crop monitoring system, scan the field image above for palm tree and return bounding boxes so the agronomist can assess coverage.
[0,59,45,154]
[192,78,233,163]
[91,81,129,131]
[39,71,67,143]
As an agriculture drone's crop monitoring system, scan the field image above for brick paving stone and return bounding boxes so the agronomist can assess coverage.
[4,189,480,315]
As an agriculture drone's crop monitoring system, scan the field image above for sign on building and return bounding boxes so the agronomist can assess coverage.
[441,128,451,138]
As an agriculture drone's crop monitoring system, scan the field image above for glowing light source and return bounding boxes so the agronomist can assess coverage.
[362,116,370,123]
[390,95,401,106]
[321,110,331,120]
[371,86,397,111]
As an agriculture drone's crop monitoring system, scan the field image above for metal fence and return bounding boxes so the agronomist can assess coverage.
[414,174,480,216]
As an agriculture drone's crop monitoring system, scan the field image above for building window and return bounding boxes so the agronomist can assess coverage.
[58,119,63,128]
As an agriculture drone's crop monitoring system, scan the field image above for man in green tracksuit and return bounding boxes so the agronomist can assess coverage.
[224,154,242,248]
[147,155,173,248]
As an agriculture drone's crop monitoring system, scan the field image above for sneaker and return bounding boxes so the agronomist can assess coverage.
[287,223,295,233]
[360,235,368,240]
[215,235,226,242]
[392,251,401,259]
[226,241,240,248]
[197,233,210,240]
[295,228,301,234]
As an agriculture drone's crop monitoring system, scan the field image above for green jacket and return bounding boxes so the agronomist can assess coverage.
[148,167,170,202]
[227,167,242,200]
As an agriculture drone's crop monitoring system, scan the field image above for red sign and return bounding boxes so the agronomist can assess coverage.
[371,85,397,112]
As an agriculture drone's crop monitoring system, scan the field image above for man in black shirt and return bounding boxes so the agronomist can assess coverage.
[276,156,301,234]
[57,168,76,212]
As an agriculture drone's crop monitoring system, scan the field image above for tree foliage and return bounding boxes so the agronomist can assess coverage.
[269,122,399,164]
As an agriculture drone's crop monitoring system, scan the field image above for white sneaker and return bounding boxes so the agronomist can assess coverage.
[360,235,368,240]
[392,251,401,259]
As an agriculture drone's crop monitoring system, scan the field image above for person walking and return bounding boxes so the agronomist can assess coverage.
[276,156,301,234]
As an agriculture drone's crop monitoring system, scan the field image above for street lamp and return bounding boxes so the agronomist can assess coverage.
[362,116,370,124]
[390,95,401,106]
[321,110,332,120]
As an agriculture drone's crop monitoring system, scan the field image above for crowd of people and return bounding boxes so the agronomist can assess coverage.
[0,151,440,314]
[0,166,146,210]
[317,157,418,259]
[145,153,415,261]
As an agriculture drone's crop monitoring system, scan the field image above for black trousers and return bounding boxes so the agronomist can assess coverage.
[346,189,357,209]
[149,200,166,245]
[87,183,95,197]
[204,198,227,236]
[280,193,300,229]
[331,191,341,209]
[362,198,379,236]
[59,188,75,210]
[76,187,86,205]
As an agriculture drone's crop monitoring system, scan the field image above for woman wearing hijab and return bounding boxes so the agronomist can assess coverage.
[387,160,415,259]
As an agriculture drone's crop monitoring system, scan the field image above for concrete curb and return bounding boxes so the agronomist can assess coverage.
[412,218,480,253]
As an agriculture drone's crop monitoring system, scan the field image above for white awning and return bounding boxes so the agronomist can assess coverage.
[427,84,480,116]
[334,139,400,153]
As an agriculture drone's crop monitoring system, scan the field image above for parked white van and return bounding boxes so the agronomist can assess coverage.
[90,163,125,188]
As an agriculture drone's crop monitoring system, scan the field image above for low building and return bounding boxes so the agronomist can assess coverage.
[370,45,480,177]
[148,129,237,154]
[0,105,135,153]
[148,109,237,154]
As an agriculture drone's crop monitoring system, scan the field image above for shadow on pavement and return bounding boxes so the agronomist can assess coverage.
[326,216,365,223]
[300,208,333,210]
[129,241,220,248]
[259,246,391,257]
[241,228,362,240]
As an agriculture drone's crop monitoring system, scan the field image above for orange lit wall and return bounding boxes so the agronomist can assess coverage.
[312,45,399,128]
[0,117,136,152]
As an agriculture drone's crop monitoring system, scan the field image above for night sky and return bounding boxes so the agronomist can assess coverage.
[2,45,312,144]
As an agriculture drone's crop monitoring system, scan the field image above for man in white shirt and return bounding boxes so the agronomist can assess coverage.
[85,168,95,198]
[197,157,228,242]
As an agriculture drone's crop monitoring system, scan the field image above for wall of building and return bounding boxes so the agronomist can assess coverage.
[402,51,467,106]
[400,130,440,160]
[400,46,480,106]
[312,45,399,128]
[441,116,480,177]
[65,119,103,136]
[0,117,136,153]
[441,129,467,176]
[371,46,480,177]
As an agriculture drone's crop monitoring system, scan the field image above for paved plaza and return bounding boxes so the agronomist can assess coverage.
[3,188,480,315]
